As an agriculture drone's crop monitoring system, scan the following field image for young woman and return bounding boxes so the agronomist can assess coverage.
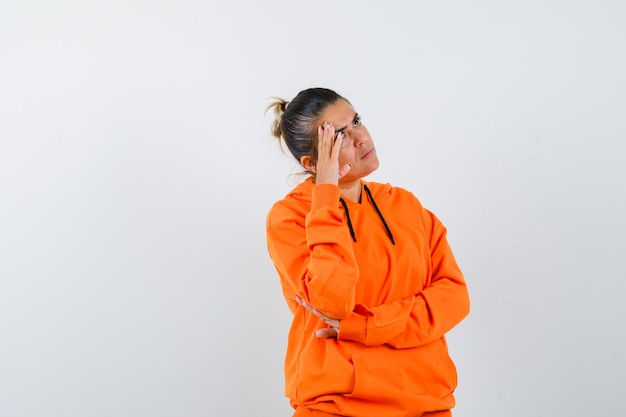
[266,88,470,417]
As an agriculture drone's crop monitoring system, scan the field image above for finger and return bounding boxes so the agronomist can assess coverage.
[317,126,327,157]
[338,163,352,179]
[326,318,340,328]
[296,296,311,310]
[311,308,327,321]
[313,327,338,338]
[320,122,336,157]
[331,132,343,157]
[323,121,335,137]
[328,133,344,172]
[296,297,324,319]
[308,306,331,323]
[295,296,338,327]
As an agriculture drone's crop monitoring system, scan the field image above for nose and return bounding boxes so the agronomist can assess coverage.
[350,130,365,147]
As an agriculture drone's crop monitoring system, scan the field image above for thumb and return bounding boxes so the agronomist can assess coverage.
[338,163,352,179]
[313,327,338,338]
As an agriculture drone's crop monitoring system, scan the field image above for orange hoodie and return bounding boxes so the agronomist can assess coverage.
[266,178,470,417]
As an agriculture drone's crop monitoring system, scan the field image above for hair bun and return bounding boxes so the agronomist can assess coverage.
[267,98,289,141]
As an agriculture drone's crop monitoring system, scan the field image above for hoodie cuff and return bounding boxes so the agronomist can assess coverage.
[311,183,342,212]
[338,312,367,344]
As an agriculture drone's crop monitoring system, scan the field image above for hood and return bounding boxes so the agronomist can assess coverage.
[287,178,395,244]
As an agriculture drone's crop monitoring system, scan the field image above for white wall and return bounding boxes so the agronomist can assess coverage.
[1,1,624,416]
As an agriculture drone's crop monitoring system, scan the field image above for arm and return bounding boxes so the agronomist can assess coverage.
[337,210,470,348]
[266,184,359,319]
[266,123,357,319]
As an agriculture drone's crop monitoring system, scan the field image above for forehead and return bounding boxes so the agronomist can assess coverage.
[320,99,355,125]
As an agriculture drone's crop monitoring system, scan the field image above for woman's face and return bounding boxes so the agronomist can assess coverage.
[318,99,379,183]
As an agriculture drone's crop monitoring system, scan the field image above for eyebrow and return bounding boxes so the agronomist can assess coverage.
[335,113,359,134]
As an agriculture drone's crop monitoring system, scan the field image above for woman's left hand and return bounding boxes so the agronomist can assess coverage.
[296,296,341,338]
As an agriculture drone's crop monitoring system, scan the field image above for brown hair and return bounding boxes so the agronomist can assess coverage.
[267,88,346,174]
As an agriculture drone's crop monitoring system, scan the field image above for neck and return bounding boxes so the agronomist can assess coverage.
[339,180,362,203]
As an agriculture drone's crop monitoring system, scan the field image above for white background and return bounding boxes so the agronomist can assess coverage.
[1,1,625,416]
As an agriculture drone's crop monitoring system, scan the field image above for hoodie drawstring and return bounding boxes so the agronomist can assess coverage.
[339,197,357,243]
[339,184,395,245]
[364,185,395,244]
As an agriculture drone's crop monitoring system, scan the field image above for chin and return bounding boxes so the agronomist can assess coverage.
[357,167,380,181]
[342,160,380,182]
[366,159,380,176]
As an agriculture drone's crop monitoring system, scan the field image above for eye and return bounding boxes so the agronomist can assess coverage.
[335,132,349,147]
[353,115,361,127]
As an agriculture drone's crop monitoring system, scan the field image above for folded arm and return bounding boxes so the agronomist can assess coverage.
[338,212,470,348]
[266,184,359,319]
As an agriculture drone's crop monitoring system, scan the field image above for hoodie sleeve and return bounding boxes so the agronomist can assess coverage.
[338,209,469,348]
[266,183,359,319]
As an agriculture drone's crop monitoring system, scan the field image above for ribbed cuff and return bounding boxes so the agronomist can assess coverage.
[337,312,367,345]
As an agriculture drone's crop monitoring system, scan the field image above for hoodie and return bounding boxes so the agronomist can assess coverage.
[266,178,470,417]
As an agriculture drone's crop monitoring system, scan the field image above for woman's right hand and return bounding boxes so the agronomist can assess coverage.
[314,122,352,185]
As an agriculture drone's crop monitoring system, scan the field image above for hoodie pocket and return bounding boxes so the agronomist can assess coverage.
[349,339,457,401]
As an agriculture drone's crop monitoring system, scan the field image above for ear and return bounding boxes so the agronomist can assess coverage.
[300,155,316,173]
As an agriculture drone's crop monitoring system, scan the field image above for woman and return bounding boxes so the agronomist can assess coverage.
[265,88,470,417]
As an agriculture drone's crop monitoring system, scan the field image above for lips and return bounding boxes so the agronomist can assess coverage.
[361,148,374,159]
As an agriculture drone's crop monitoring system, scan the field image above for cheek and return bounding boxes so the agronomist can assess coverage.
[338,148,353,165]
